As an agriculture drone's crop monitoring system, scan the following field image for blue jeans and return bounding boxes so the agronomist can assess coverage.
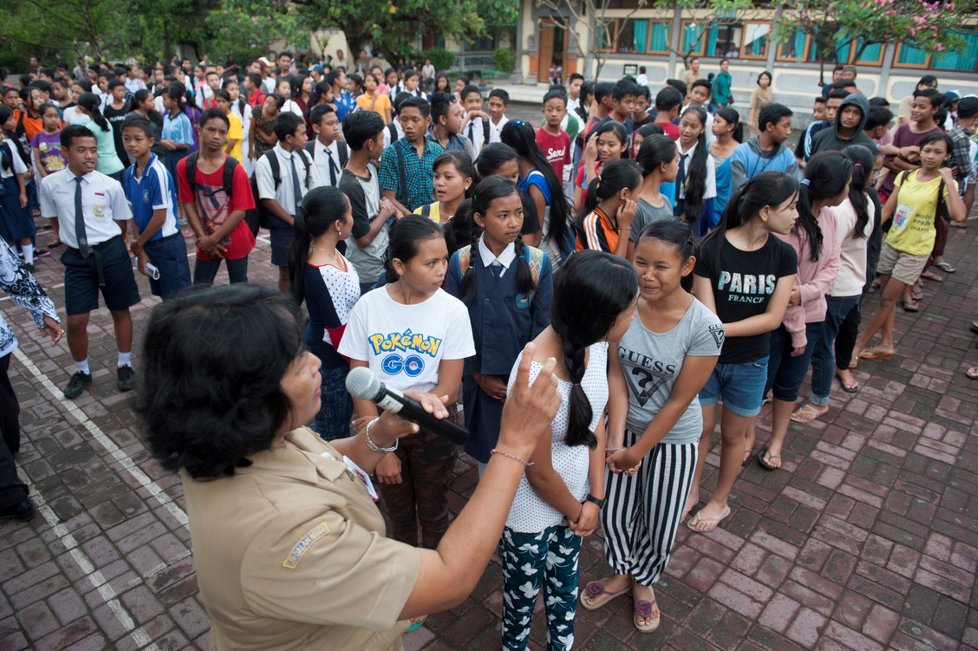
[766,323,824,403]
[699,357,770,417]
[313,363,352,441]
[809,295,860,405]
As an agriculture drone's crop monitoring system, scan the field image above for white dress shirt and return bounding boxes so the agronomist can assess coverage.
[39,169,131,248]
[311,139,343,187]
[255,144,325,216]
[488,116,509,144]
[478,235,516,270]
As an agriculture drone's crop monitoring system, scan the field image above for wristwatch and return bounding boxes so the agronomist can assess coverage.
[583,493,605,508]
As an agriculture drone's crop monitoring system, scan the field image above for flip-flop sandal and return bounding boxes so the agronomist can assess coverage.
[755,446,782,471]
[920,271,943,282]
[580,579,631,611]
[406,616,427,632]
[835,372,860,393]
[790,403,828,423]
[633,594,661,633]
[901,300,920,313]
[970,321,978,334]
[687,505,732,532]
[859,349,894,361]
[935,261,956,273]
[910,288,924,301]
[967,367,978,381]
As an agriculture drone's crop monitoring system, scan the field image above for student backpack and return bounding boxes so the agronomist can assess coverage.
[184,152,239,197]
[246,149,312,235]
[387,123,400,145]
[450,244,548,301]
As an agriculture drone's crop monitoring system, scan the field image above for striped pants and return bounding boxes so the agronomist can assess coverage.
[601,431,698,586]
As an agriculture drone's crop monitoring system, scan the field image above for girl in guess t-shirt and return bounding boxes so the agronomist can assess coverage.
[686,172,798,533]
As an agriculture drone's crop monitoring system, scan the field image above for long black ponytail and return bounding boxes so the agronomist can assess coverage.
[289,186,350,305]
[798,151,852,262]
[575,158,642,225]
[550,251,637,448]
[842,144,874,239]
[680,106,709,223]
[77,92,110,132]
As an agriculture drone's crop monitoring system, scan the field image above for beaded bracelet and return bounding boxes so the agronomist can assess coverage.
[491,448,534,466]
[364,417,398,453]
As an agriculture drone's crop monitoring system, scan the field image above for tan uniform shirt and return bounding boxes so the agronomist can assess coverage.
[182,427,421,650]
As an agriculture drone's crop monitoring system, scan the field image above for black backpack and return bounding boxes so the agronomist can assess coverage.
[184,152,238,196]
[246,149,312,235]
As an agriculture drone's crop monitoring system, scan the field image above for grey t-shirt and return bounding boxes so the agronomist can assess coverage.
[617,298,723,445]
[629,195,676,243]
[339,164,388,284]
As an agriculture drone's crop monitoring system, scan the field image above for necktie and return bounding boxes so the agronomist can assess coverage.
[491,261,503,278]
[74,177,91,258]
[326,148,338,186]
[290,153,303,213]
[468,121,475,144]
[675,153,688,202]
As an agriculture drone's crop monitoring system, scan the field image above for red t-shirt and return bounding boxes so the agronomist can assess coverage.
[176,157,256,261]
[656,120,680,141]
[535,128,571,184]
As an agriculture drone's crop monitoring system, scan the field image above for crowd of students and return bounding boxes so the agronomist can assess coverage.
[0,50,976,647]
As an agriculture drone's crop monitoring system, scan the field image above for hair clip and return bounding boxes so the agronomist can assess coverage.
[800,178,811,186]
[511,119,526,127]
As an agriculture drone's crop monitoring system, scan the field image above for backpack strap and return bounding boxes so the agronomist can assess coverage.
[296,149,312,187]
[524,246,546,289]
[338,141,349,167]
[184,152,199,193]
[420,203,432,218]
[266,150,281,188]
[482,118,490,146]
[222,157,238,197]
[304,140,316,159]
[388,123,399,144]
[394,142,408,205]
[454,245,472,285]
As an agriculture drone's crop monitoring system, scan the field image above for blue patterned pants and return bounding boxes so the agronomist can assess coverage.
[313,363,352,441]
[500,524,581,650]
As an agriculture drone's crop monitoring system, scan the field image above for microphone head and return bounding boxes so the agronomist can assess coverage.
[345,366,382,401]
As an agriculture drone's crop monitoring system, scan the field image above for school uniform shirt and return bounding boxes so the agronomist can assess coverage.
[505,342,608,533]
[339,166,387,284]
[162,111,194,146]
[40,168,132,249]
[256,144,326,217]
[618,299,722,445]
[226,111,244,163]
[775,207,842,349]
[461,118,488,156]
[182,426,420,651]
[378,138,444,212]
[886,170,957,257]
[674,140,717,203]
[535,128,571,185]
[282,99,304,118]
[576,207,619,253]
[177,157,257,262]
[337,287,475,394]
[382,119,405,148]
[488,116,509,144]
[0,140,29,179]
[310,140,344,187]
[0,240,60,358]
[694,234,797,365]
[122,154,179,241]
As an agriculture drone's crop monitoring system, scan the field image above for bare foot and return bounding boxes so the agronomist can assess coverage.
[790,402,828,423]
[835,369,859,392]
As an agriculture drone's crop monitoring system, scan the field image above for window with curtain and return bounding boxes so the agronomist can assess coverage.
[715,24,743,57]
[596,20,614,51]
[704,25,722,56]
[932,30,978,71]
[853,39,883,64]
[681,22,708,55]
[631,20,649,53]
[807,26,840,62]
[742,22,770,58]
[649,22,669,53]
[777,27,808,60]
[895,43,929,66]
[617,19,637,53]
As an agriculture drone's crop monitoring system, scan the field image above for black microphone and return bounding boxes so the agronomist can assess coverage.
[345,367,468,445]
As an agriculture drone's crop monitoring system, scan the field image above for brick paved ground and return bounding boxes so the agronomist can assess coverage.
[1,213,977,651]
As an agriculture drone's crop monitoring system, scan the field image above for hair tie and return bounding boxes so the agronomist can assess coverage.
[852,163,863,169]
[800,178,811,187]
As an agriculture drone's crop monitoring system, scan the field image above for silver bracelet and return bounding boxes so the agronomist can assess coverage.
[364,417,398,453]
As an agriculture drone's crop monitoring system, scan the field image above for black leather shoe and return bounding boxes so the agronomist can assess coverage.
[117,365,134,392]
[63,371,92,399]
[0,498,37,521]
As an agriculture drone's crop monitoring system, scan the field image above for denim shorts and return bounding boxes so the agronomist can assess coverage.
[698,356,769,417]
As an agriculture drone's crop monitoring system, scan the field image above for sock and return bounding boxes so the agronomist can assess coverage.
[22,244,33,265]
[118,352,132,368]
[74,359,90,375]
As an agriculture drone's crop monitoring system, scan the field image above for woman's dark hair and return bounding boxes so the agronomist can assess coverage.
[38,101,59,118]
[704,171,800,259]
[679,106,709,222]
[290,74,309,98]
[434,74,450,93]
[77,92,110,132]
[635,123,664,139]
[384,214,445,283]
[433,150,475,198]
[917,131,952,155]
[577,158,642,223]
[757,71,772,86]
[500,120,572,256]
[550,250,637,448]
[133,88,162,123]
[164,83,188,113]
[842,145,874,239]
[136,284,304,479]
[636,134,678,177]
[289,186,350,304]
[638,220,697,291]
[311,80,332,106]
[797,150,852,262]
[265,92,286,111]
[475,142,518,179]
[715,107,744,143]
[458,177,531,301]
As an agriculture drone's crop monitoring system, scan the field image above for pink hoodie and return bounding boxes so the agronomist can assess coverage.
[775,207,842,349]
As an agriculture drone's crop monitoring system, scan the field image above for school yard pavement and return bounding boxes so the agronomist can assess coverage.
[1,219,977,650]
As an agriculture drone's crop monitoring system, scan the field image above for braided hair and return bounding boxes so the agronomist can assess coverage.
[550,250,637,448]
[459,176,533,302]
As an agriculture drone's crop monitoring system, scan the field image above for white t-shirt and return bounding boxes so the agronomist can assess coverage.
[338,287,475,393]
[505,342,609,533]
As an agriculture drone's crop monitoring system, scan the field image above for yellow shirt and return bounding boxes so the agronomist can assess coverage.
[181,427,420,650]
[413,201,444,223]
[885,169,956,256]
[227,111,244,163]
[356,92,392,122]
